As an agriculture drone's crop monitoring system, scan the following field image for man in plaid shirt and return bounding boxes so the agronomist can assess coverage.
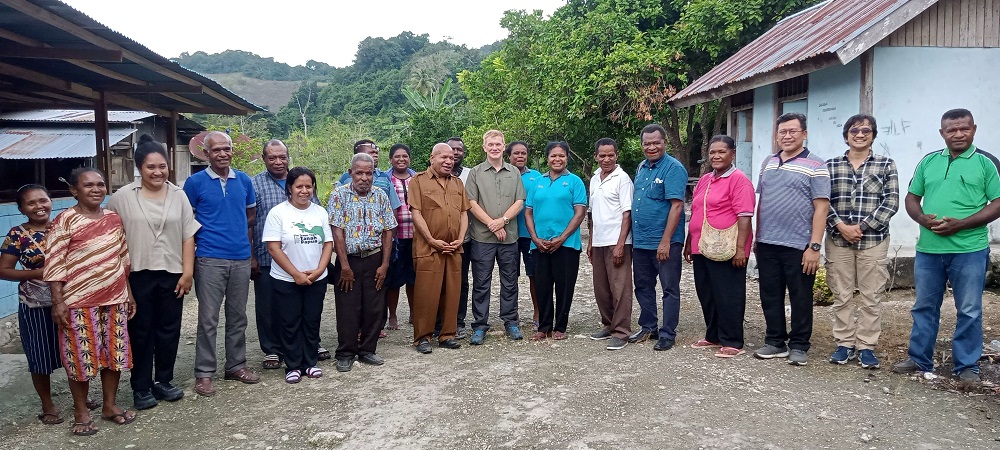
[824,114,899,369]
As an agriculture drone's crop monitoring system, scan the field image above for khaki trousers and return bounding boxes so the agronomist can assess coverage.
[824,236,889,350]
[412,251,462,344]
[591,245,633,339]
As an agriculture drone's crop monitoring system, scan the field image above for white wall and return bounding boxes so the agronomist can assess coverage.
[873,47,1000,246]
[749,85,775,185]
[807,59,861,159]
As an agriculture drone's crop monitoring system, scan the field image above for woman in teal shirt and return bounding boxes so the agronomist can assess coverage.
[525,141,588,341]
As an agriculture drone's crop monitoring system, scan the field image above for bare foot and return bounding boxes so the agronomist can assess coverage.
[387,316,400,330]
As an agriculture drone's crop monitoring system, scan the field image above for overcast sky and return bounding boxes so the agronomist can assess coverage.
[61,0,566,67]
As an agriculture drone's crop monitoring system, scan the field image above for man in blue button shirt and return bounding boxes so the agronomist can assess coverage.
[630,123,688,351]
[329,140,402,214]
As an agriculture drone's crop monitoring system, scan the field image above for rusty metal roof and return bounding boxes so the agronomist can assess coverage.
[670,0,923,107]
[0,109,155,123]
[0,127,136,159]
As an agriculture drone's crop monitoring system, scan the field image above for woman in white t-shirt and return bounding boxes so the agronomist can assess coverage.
[262,167,333,384]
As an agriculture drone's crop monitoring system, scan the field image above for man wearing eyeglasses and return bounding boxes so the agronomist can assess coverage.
[329,140,402,216]
[824,115,899,370]
[753,113,831,366]
[893,108,1000,382]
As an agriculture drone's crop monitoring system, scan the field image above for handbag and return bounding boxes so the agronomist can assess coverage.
[17,226,52,308]
[697,179,739,262]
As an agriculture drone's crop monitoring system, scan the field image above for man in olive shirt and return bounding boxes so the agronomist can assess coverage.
[893,108,1000,382]
[466,130,527,344]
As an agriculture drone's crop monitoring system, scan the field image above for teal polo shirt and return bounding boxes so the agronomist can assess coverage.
[525,171,588,251]
[517,168,542,237]
[631,154,688,249]
[909,145,1000,254]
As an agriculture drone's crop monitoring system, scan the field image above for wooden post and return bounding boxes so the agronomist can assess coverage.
[167,112,178,184]
[94,92,111,182]
[860,49,874,115]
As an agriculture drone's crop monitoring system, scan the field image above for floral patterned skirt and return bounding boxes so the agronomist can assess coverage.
[58,303,132,382]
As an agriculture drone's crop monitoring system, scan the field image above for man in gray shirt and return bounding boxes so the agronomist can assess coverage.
[465,130,527,344]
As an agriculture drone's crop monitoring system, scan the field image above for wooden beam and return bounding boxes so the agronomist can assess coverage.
[104,92,171,117]
[33,91,93,105]
[835,0,938,64]
[0,60,95,98]
[98,83,204,94]
[859,49,874,115]
[0,28,146,85]
[0,91,58,103]
[167,112,178,184]
[670,54,840,109]
[161,93,208,109]
[0,43,122,61]
[169,106,251,115]
[94,93,112,181]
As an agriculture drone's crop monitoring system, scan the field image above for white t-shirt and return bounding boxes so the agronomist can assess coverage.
[457,166,471,184]
[589,165,634,247]
[262,201,333,283]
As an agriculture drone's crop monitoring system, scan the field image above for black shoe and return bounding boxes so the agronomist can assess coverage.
[317,347,332,361]
[653,337,675,351]
[358,353,385,366]
[335,357,353,372]
[151,382,184,402]
[132,390,158,410]
[628,329,657,343]
[416,339,433,354]
[439,339,461,349]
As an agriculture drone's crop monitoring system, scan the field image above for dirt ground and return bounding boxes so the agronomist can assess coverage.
[3,260,1000,449]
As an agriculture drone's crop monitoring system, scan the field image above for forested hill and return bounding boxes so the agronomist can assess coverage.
[172,50,334,81]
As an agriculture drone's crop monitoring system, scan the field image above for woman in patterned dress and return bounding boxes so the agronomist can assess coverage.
[44,168,137,436]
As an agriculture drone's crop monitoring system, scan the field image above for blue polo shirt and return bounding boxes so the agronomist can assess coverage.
[525,171,588,251]
[517,168,543,237]
[337,169,402,210]
[631,154,687,249]
[183,167,256,260]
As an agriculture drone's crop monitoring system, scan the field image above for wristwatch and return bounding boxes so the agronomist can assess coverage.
[809,242,821,251]
[502,216,510,225]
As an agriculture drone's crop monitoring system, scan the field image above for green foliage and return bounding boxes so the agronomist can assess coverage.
[395,79,464,171]
[813,267,834,306]
[173,50,331,81]
[285,119,366,204]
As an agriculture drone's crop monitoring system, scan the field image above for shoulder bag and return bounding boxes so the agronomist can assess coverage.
[697,179,739,262]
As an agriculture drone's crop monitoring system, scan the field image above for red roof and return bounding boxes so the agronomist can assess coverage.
[670,0,923,107]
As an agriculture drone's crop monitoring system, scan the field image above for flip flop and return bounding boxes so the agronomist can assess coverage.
[101,409,137,426]
[85,399,101,410]
[262,354,281,370]
[38,412,65,425]
[71,420,98,436]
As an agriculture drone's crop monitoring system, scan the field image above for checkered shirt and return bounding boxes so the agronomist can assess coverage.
[825,152,899,250]
[390,171,415,239]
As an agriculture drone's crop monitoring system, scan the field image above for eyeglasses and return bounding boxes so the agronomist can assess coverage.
[776,129,803,136]
[849,127,873,136]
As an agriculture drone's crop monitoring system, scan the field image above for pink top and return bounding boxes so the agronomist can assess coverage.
[688,167,755,256]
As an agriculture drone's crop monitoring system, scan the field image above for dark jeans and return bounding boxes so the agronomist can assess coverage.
[692,254,747,348]
[334,253,387,359]
[274,279,326,372]
[471,240,520,331]
[128,270,183,392]
[756,242,815,351]
[253,267,281,358]
[533,246,581,333]
[633,244,682,339]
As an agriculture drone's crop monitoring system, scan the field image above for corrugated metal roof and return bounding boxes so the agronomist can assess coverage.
[0,110,155,123]
[670,0,913,106]
[0,127,137,159]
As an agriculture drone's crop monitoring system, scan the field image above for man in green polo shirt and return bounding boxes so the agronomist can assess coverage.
[893,108,1000,382]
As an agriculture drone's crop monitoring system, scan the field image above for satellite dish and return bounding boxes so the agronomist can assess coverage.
[189,131,210,161]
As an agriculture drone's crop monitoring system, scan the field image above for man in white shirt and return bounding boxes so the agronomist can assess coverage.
[587,138,634,351]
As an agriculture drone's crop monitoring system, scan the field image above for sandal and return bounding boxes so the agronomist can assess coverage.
[529,332,547,341]
[552,331,567,340]
[101,408,137,426]
[262,354,281,370]
[379,330,388,339]
[715,347,746,358]
[285,370,302,384]
[305,367,323,378]
[691,339,722,349]
[38,412,64,425]
[71,420,98,436]
[317,347,331,361]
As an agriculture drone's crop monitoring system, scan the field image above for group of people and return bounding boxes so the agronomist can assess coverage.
[1,107,994,436]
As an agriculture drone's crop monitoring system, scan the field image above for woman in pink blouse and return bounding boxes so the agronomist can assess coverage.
[683,135,755,358]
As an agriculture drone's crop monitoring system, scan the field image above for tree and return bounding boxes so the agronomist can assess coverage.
[395,79,464,170]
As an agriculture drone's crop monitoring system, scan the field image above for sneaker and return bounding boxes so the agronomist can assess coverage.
[151,382,184,402]
[455,328,469,340]
[857,349,880,369]
[590,329,612,340]
[753,344,790,359]
[957,368,981,382]
[606,336,628,351]
[470,330,486,345]
[335,358,353,372]
[506,325,524,341]
[829,346,857,365]
[628,329,656,343]
[891,358,922,374]
[132,390,158,410]
[787,349,808,366]
[653,337,675,351]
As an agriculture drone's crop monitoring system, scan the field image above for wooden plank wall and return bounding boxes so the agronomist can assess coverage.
[879,0,999,47]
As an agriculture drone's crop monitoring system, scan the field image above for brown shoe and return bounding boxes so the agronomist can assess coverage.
[194,377,215,397]
[223,367,260,384]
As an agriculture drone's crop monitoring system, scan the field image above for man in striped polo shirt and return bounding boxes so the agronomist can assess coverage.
[753,113,831,366]
[892,109,1000,382]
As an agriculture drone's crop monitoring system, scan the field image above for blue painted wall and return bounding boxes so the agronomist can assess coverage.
[0,197,78,318]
